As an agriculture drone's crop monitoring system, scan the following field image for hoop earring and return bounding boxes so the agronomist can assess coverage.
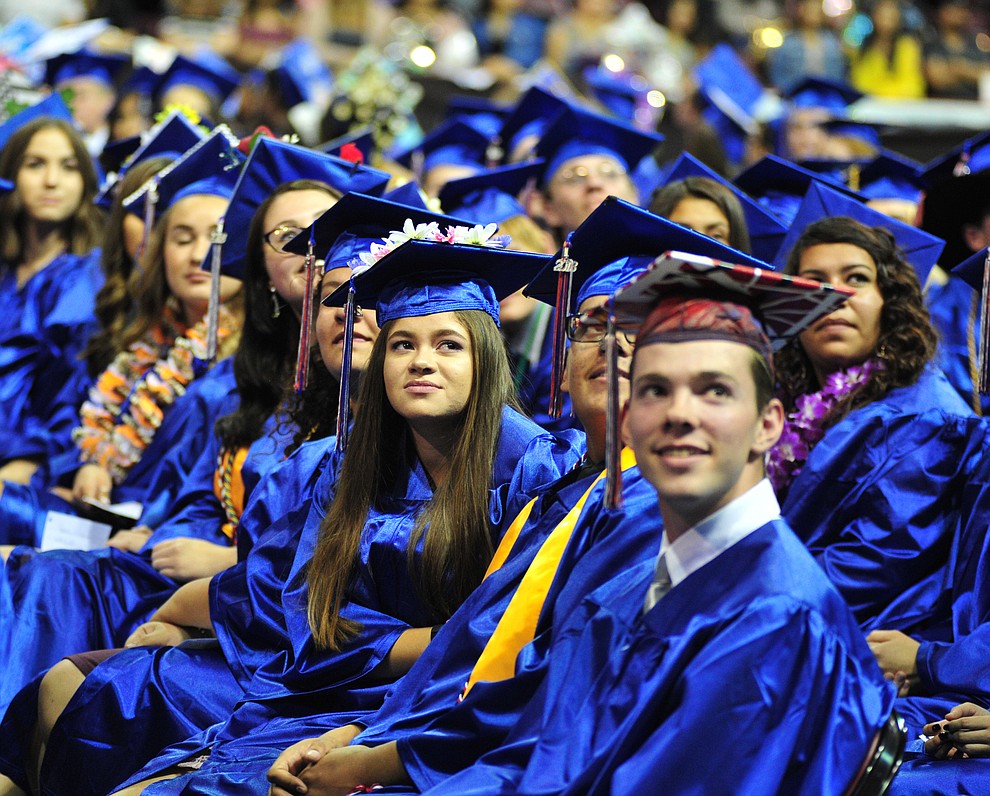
[270,285,281,319]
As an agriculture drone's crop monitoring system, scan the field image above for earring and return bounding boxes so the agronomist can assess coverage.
[269,285,281,319]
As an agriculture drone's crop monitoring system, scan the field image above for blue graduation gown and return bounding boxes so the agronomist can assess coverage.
[44,410,579,795]
[0,250,103,463]
[781,365,984,634]
[430,520,894,795]
[0,356,238,546]
[0,413,295,718]
[889,753,990,794]
[926,273,990,415]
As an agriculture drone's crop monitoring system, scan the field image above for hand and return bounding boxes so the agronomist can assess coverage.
[267,725,362,796]
[123,620,192,648]
[107,526,154,552]
[150,538,236,582]
[867,629,920,696]
[924,703,990,759]
[0,459,39,484]
[72,464,113,503]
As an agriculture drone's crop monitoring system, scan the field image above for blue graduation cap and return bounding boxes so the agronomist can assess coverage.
[0,92,74,153]
[392,117,490,177]
[158,52,241,105]
[272,38,333,109]
[918,130,990,265]
[495,85,570,164]
[859,151,924,202]
[694,42,765,116]
[821,116,881,149]
[381,180,429,209]
[446,95,511,139]
[533,104,663,187]
[583,66,649,122]
[437,159,542,224]
[0,178,13,193]
[771,180,944,286]
[317,127,375,164]
[784,76,863,112]
[733,153,862,224]
[119,65,161,98]
[950,246,990,393]
[44,48,129,89]
[659,151,788,263]
[216,136,392,279]
[96,109,206,207]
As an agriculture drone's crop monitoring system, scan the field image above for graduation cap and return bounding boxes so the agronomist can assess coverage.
[583,66,650,122]
[733,154,862,224]
[600,249,853,506]
[381,180,429,209]
[0,178,13,193]
[44,48,129,89]
[859,151,925,202]
[533,104,663,187]
[918,131,990,266]
[950,246,990,393]
[771,180,945,286]
[0,92,74,152]
[445,95,511,139]
[820,116,881,149]
[158,52,241,105]
[391,117,490,178]
[658,151,788,263]
[437,159,542,224]
[495,85,570,164]
[317,127,375,164]
[526,196,772,419]
[694,43,765,117]
[96,109,206,207]
[271,38,333,109]
[784,76,863,112]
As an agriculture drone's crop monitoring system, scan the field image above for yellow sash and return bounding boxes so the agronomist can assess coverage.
[463,447,637,697]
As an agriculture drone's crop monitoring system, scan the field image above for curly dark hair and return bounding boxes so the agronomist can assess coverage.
[775,216,937,427]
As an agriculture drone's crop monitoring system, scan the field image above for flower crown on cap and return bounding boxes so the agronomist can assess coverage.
[356,220,510,271]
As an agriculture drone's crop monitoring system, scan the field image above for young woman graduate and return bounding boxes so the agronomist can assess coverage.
[0,129,247,555]
[263,198,787,796]
[96,209,580,796]
[0,138,390,729]
[769,182,985,634]
[0,101,105,484]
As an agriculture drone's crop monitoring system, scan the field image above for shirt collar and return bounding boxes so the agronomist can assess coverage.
[658,478,780,588]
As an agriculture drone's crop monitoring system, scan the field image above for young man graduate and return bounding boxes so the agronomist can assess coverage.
[424,255,895,794]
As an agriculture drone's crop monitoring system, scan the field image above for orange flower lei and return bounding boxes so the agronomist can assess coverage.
[74,305,238,484]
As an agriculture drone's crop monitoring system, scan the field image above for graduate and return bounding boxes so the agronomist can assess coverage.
[0,130,245,554]
[0,97,105,482]
[425,243,893,795]
[770,183,985,634]
[261,199,798,796]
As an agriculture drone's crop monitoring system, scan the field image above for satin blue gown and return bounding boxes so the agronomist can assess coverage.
[39,409,580,796]
[781,365,985,634]
[429,519,894,795]
[926,274,990,415]
[0,413,295,717]
[0,250,103,464]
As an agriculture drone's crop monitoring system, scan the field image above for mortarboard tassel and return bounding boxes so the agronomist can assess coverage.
[847,163,861,193]
[205,221,227,360]
[293,226,317,393]
[603,299,623,509]
[979,249,990,395]
[548,233,577,419]
[954,148,972,178]
[335,281,359,452]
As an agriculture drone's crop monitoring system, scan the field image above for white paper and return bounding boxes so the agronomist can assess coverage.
[40,511,111,552]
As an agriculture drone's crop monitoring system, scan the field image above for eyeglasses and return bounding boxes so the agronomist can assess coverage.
[264,224,304,253]
[566,308,636,345]
[554,163,628,187]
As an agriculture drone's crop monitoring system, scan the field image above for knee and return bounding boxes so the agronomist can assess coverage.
[37,659,85,739]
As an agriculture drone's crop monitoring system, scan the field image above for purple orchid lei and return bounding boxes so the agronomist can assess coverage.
[768,358,884,495]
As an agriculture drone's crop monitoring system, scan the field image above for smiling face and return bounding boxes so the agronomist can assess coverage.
[383,311,474,428]
[623,338,782,537]
[16,126,85,226]
[262,189,338,317]
[316,266,380,378]
[163,194,239,325]
[795,242,884,384]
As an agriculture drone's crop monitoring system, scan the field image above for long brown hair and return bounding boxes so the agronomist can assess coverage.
[650,176,752,254]
[307,308,518,651]
[0,118,104,262]
[775,216,937,426]
[83,156,173,376]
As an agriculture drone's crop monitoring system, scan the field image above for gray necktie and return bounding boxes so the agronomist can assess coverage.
[643,553,672,613]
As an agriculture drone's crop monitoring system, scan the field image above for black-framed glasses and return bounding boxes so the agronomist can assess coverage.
[566,309,636,345]
[264,224,304,253]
